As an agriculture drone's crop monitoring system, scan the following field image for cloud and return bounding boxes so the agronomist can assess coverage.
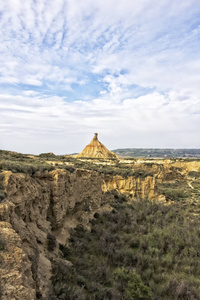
[0,89,199,153]
[1,0,200,89]
[0,0,200,152]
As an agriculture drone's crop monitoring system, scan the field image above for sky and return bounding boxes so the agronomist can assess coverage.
[0,0,200,154]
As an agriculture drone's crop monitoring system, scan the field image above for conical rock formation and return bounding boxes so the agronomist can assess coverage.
[77,133,118,159]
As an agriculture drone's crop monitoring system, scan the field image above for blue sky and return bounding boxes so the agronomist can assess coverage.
[0,0,200,154]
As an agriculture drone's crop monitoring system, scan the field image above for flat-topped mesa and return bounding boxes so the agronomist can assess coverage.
[77,133,118,159]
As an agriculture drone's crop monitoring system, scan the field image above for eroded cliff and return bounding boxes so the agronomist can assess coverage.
[0,159,200,299]
[0,169,108,299]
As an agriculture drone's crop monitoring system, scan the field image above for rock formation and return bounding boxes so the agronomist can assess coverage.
[77,133,118,159]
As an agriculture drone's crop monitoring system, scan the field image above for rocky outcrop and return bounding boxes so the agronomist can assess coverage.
[102,174,158,200]
[77,133,118,159]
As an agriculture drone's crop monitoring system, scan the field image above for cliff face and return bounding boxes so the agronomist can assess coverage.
[0,160,199,299]
[102,174,158,200]
[0,169,107,300]
[0,222,35,300]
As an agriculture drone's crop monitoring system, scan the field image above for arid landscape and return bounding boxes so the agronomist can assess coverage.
[1,0,200,299]
[0,148,200,299]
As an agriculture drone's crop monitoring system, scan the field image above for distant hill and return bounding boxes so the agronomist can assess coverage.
[112,148,200,158]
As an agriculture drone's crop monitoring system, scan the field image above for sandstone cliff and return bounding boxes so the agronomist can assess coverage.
[0,169,108,299]
[102,174,158,200]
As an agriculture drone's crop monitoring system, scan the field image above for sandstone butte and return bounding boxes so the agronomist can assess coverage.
[76,133,118,159]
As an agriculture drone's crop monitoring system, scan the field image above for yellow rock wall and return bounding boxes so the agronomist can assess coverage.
[102,174,157,200]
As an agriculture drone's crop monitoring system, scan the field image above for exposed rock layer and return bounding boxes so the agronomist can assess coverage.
[0,169,106,299]
[77,133,118,159]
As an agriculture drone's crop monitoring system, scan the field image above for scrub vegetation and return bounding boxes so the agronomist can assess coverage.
[0,150,55,174]
[50,195,200,300]
[0,150,154,178]
[0,233,6,251]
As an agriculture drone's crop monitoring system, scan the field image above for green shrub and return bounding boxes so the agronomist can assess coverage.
[0,174,4,190]
[166,278,198,299]
[0,160,55,175]
[158,182,190,201]
[188,171,200,178]
[114,267,153,299]
[59,244,71,258]
[39,152,56,158]
[0,191,6,202]
[162,188,189,201]
[0,235,6,251]
[47,233,57,252]
[50,198,200,299]
[0,174,6,202]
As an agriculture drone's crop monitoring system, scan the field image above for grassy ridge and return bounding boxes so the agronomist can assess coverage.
[0,150,154,178]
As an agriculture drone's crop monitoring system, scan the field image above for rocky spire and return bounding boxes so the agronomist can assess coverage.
[93,133,98,140]
[77,133,118,159]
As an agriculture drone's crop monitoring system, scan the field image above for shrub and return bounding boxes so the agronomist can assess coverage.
[188,171,200,178]
[94,212,99,219]
[0,174,6,202]
[51,260,86,300]
[166,279,198,300]
[0,235,6,251]
[59,244,71,258]
[0,174,4,190]
[158,182,190,201]
[0,191,6,202]
[0,159,55,175]
[47,233,57,251]
[114,267,153,299]
[51,199,200,299]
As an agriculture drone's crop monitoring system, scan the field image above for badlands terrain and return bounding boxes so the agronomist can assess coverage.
[0,149,200,299]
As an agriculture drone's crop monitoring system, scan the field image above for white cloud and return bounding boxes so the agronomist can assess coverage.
[0,0,199,89]
[0,0,200,152]
[0,89,199,153]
